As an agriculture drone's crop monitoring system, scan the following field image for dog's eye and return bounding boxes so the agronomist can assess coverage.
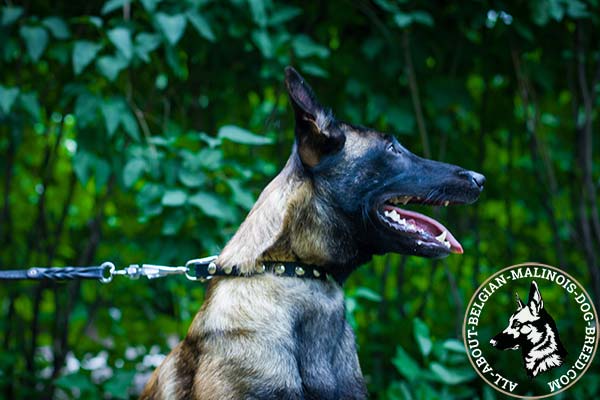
[386,142,400,154]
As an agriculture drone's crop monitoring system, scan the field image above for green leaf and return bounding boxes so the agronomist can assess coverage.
[101,0,127,15]
[429,362,475,385]
[268,6,302,25]
[392,346,421,382]
[227,179,255,210]
[123,158,147,188]
[121,111,141,141]
[1,6,23,26]
[101,97,125,136]
[162,189,187,207]
[135,33,162,62]
[394,13,413,28]
[178,168,206,188]
[252,29,273,58]
[103,370,135,400]
[412,11,434,27]
[292,35,330,58]
[354,287,382,302]
[42,17,70,39]
[108,27,133,60]
[0,86,20,114]
[54,372,98,395]
[413,318,432,357]
[19,26,49,61]
[19,92,41,120]
[248,0,267,27]
[442,339,467,354]
[73,41,103,75]
[141,0,161,12]
[74,92,100,127]
[96,53,129,81]
[217,125,273,145]
[155,13,187,45]
[188,192,232,220]
[186,10,215,42]
[301,63,329,78]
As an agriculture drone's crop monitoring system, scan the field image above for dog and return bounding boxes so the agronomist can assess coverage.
[490,281,567,377]
[140,67,484,399]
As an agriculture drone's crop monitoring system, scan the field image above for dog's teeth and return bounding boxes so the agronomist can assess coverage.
[443,200,449,207]
[402,196,411,205]
[435,231,447,243]
[444,240,451,248]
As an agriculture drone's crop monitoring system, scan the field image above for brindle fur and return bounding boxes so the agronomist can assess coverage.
[141,67,484,399]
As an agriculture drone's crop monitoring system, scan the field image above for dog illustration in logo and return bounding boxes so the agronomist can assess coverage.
[489,281,567,377]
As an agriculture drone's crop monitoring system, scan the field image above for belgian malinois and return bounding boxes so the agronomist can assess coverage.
[141,67,485,399]
[490,281,567,377]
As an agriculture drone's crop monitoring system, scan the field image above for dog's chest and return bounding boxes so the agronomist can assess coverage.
[198,276,366,399]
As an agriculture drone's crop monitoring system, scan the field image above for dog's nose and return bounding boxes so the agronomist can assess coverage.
[459,170,485,190]
[489,339,497,347]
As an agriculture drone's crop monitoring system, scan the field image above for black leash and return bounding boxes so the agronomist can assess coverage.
[0,256,328,283]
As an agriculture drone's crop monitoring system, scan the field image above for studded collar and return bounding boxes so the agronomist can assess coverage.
[186,260,328,282]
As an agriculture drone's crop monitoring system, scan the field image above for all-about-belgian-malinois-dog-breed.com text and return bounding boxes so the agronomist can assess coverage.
[141,67,485,400]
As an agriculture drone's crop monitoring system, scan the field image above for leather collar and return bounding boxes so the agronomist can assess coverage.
[187,260,328,282]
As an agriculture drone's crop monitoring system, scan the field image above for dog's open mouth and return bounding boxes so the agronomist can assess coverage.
[378,196,463,254]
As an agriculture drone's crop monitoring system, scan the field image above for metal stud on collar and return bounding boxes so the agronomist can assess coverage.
[274,264,286,275]
[207,262,217,275]
[223,265,233,274]
[313,269,321,278]
[295,266,305,276]
[256,264,266,273]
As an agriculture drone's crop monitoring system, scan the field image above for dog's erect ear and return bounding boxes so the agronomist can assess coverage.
[284,66,344,167]
[515,293,525,310]
[527,281,544,316]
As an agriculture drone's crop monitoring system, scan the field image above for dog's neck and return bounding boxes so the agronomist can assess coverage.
[522,320,566,377]
[217,154,360,277]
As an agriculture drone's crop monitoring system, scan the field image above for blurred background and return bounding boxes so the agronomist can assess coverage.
[1,0,599,398]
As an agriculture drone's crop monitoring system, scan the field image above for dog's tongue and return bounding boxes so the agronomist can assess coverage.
[385,205,463,254]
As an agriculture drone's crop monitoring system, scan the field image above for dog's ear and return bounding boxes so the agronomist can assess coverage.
[515,292,525,310]
[527,281,544,316]
[284,66,345,168]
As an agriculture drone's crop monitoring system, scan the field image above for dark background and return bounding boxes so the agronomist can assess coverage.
[0,0,599,398]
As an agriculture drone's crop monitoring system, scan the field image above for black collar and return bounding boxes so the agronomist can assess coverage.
[187,260,328,282]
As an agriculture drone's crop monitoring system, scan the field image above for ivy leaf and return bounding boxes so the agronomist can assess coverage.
[123,159,147,188]
[392,346,421,382]
[251,30,272,58]
[429,362,475,385]
[101,97,125,136]
[96,53,129,81]
[121,111,141,141]
[108,27,133,60]
[20,26,49,61]
[188,192,232,220]
[73,41,103,75]
[0,86,20,114]
[394,13,413,28]
[291,35,330,59]
[162,190,187,207]
[248,0,267,27]
[217,125,273,145]
[413,318,433,357]
[268,6,302,26]
[135,33,161,62]
[42,17,70,39]
[155,13,187,45]
[19,92,41,120]
[1,6,23,26]
[141,0,160,12]
[101,0,127,15]
[186,10,215,42]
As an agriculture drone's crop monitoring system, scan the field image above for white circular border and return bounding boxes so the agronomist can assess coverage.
[462,262,599,399]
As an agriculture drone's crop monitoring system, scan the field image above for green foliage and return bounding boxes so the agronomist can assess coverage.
[1,0,600,399]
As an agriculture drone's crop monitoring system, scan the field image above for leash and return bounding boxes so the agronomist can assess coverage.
[0,256,327,283]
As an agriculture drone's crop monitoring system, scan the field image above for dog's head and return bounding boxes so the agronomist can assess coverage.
[489,281,544,351]
[284,67,484,260]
